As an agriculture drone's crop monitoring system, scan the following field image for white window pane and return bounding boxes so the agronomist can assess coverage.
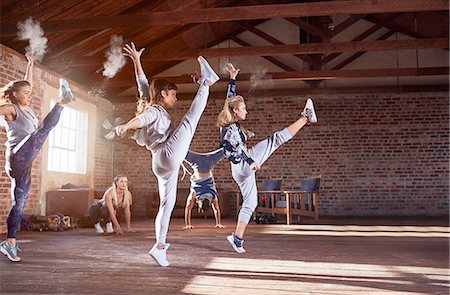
[47,104,88,174]
[68,130,75,150]
[68,151,76,173]
[62,108,70,127]
[48,147,53,171]
[54,148,61,171]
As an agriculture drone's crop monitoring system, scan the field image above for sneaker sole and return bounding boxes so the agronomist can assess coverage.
[148,244,170,267]
[59,78,76,102]
[306,99,317,123]
[197,56,219,84]
[1,245,21,262]
[226,235,246,254]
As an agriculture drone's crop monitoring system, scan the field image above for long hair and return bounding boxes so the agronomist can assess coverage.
[0,80,30,104]
[149,79,178,106]
[217,95,245,127]
[102,174,132,208]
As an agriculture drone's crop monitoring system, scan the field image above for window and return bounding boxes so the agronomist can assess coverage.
[47,102,88,174]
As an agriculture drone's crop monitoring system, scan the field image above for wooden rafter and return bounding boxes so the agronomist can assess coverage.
[332,30,396,70]
[331,14,368,37]
[235,21,315,64]
[1,0,448,35]
[47,38,448,68]
[285,17,325,39]
[111,84,449,103]
[323,13,403,65]
[148,67,450,84]
[140,38,450,61]
[230,37,297,72]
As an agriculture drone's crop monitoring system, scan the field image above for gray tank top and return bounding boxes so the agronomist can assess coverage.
[3,104,38,151]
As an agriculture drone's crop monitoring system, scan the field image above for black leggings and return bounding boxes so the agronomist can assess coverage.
[88,203,124,224]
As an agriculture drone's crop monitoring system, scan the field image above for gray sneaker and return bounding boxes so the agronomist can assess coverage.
[227,233,246,254]
[0,241,21,262]
[302,98,317,123]
[59,78,76,103]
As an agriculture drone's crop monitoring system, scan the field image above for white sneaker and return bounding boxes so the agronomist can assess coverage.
[227,233,246,254]
[197,56,219,86]
[302,98,317,124]
[59,78,76,103]
[105,222,114,234]
[94,222,104,234]
[148,243,170,267]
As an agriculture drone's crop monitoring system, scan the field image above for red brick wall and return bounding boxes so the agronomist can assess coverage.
[0,46,115,234]
[114,91,449,217]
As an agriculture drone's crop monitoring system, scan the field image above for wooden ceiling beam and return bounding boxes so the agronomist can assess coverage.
[331,14,367,37]
[2,0,448,35]
[110,84,449,103]
[140,38,450,61]
[323,13,402,65]
[332,30,396,70]
[285,17,325,39]
[47,37,449,67]
[231,37,297,72]
[142,67,450,84]
[235,21,315,64]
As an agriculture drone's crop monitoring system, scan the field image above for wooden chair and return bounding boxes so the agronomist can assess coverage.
[284,176,321,224]
[235,178,282,215]
[254,178,283,218]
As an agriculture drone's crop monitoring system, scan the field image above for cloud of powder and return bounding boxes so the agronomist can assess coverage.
[16,17,48,62]
[102,35,126,79]
[249,66,273,92]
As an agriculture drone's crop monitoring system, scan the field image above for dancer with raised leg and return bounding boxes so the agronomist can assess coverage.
[0,56,75,262]
[217,63,317,254]
[117,42,219,267]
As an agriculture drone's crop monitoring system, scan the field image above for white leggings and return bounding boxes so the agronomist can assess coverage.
[152,83,210,245]
[231,128,292,224]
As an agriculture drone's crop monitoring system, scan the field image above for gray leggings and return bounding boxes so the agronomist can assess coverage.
[232,127,292,224]
[152,83,210,245]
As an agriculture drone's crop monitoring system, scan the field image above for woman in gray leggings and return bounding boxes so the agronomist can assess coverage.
[217,64,318,254]
[116,43,219,267]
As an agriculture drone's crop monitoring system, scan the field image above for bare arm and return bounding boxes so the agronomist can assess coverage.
[24,55,34,90]
[183,191,196,229]
[105,192,123,235]
[124,203,134,232]
[0,104,16,120]
[212,198,224,228]
[123,42,149,99]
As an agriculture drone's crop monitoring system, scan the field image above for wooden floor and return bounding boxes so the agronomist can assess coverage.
[0,217,449,294]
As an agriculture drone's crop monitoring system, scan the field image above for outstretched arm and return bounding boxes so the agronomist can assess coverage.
[183,191,196,229]
[123,42,149,99]
[105,192,123,235]
[225,63,240,99]
[212,198,224,228]
[24,55,34,90]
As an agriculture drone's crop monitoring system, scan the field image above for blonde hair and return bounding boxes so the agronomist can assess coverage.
[102,174,132,208]
[217,95,245,127]
[149,79,178,106]
[0,80,30,104]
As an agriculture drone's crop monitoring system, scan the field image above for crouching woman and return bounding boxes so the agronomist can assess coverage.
[88,174,134,235]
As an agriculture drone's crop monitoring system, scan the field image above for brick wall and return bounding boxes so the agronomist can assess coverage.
[0,46,114,233]
[114,91,449,217]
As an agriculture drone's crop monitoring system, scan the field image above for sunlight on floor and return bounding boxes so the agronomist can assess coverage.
[182,258,450,294]
[257,224,450,238]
